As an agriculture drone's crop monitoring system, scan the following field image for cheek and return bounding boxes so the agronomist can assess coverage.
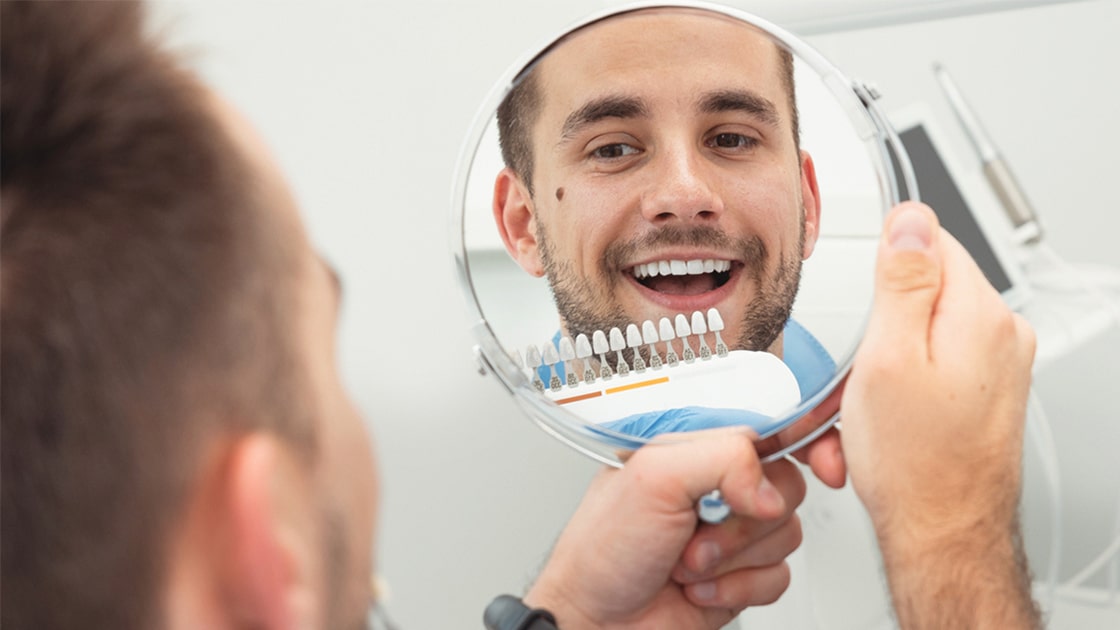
[339,406,377,541]
[318,385,377,574]
[543,188,620,265]
[341,411,378,608]
[725,170,803,245]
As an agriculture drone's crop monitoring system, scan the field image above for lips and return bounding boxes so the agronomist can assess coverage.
[629,257,734,296]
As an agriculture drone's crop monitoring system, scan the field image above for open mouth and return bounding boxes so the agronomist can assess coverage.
[628,258,735,296]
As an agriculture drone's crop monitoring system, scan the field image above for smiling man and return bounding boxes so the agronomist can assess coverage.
[494,8,820,360]
[1,3,815,628]
[2,3,1042,629]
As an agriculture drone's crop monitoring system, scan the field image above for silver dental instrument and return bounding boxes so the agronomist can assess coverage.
[934,63,1042,244]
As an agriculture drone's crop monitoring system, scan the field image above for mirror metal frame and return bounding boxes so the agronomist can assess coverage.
[451,0,919,467]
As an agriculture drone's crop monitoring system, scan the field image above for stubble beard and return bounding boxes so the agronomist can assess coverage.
[536,219,804,355]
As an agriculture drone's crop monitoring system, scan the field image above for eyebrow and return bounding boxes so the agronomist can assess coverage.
[560,95,649,140]
[697,89,781,129]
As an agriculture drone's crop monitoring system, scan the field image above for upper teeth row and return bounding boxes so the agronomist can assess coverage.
[632,258,732,279]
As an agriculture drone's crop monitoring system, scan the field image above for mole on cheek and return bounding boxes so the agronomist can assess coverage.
[555,187,565,201]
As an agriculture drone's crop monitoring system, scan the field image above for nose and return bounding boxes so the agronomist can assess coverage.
[639,146,724,224]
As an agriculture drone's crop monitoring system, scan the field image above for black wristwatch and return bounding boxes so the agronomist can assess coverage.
[483,594,559,630]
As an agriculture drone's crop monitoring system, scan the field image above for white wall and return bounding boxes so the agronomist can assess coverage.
[801,0,1120,604]
[153,1,1119,627]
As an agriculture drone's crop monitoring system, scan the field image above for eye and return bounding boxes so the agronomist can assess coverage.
[592,143,639,159]
[707,132,757,150]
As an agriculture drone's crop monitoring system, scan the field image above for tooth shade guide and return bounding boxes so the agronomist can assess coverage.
[540,349,800,428]
[525,309,733,390]
[583,365,597,384]
[631,349,646,373]
[567,370,580,388]
[604,376,669,395]
[626,324,646,373]
[558,337,580,387]
[664,342,679,367]
[599,357,614,380]
[525,345,545,392]
[675,313,695,363]
[681,342,695,363]
[558,336,576,361]
[550,375,670,405]
[698,338,712,360]
[541,343,563,391]
[554,390,603,405]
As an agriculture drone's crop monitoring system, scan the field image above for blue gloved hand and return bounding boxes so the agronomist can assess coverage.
[600,406,777,439]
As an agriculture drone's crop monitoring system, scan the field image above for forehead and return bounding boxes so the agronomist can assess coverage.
[534,9,785,117]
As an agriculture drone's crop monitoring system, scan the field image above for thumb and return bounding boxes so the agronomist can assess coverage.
[864,202,943,357]
[624,428,786,521]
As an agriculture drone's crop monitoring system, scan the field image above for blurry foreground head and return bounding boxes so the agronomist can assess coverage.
[1,3,376,628]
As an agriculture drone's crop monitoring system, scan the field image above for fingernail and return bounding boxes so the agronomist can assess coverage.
[757,477,786,514]
[692,581,717,602]
[696,541,721,573]
[888,206,932,251]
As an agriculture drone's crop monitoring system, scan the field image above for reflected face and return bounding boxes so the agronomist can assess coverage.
[497,9,820,354]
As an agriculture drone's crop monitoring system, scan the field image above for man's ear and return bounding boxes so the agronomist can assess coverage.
[799,150,822,260]
[173,435,319,630]
[493,167,545,277]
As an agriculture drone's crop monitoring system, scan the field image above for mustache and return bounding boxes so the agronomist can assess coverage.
[602,225,767,274]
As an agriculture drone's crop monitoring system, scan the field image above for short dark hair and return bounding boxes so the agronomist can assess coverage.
[496,69,542,195]
[1,3,314,628]
[496,21,799,194]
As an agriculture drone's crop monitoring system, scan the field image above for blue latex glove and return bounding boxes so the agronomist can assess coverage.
[600,406,777,439]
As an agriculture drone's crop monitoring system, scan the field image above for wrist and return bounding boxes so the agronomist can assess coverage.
[877,514,1041,629]
[484,595,559,630]
[523,582,598,630]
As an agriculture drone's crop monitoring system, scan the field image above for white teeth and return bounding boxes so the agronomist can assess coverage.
[575,333,593,359]
[631,258,733,279]
[592,329,610,355]
[558,336,575,362]
[626,324,643,348]
[541,343,559,366]
[674,313,691,337]
[707,308,725,332]
[609,327,626,352]
[658,317,676,341]
[690,311,708,334]
[642,320,659,344]
[525,345,542,368]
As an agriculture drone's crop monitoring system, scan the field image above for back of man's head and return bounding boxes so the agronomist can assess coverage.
[1,3,313,628]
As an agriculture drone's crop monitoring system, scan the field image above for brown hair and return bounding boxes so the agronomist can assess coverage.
[1,3,314,628]
[496,20,799,194]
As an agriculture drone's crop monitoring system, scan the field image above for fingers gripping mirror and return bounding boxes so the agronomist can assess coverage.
[452,1,916,467]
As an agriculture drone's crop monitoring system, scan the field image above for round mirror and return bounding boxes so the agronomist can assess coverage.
[452,1,915,466]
